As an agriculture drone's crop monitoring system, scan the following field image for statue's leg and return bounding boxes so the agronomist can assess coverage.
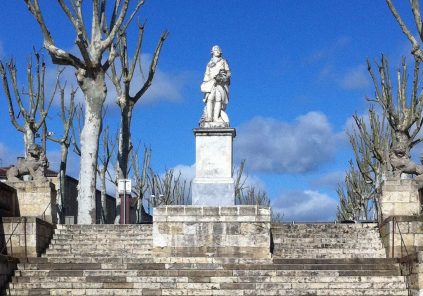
[213,90,222,122]
[206,93,214,122]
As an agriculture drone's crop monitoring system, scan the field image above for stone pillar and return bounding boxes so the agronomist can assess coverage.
[379,177,421,218]
[192,128,236,206]
[5,181,57,224]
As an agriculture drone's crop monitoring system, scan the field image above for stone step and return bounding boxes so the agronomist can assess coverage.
[5,288,409,296]
[273,242,384,249]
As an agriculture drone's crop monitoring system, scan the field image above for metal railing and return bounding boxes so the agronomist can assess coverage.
[40,201,51,223]
[0,217,27,261]
[391,216,409,258]
[391,216,412,296]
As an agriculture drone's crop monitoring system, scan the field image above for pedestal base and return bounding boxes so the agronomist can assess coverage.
[153,205,271,259]
[192,178,235,206]
[5,181,57,224]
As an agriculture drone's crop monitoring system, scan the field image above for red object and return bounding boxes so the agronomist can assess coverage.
[120,194,132,224]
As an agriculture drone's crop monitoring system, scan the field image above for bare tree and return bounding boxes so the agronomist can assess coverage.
[337,109,391,221]
[148,169,191,207]
[386,0,423,62]
[97,126,116,224]
[109,25,168,223]
[24,0,145,223]
[234,160,270,206]
[367,56,423,178]
[0,53,57,157]
[48,82,76,223]
[337,161,375,221]
[130,146,151,223]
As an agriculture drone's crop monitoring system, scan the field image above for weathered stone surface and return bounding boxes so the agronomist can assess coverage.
[192,128,236,206]
[153,206,271,259]
[3,224,411,295]
[379,177,421,218]
[1,217,54,258]
[5,181,57,224]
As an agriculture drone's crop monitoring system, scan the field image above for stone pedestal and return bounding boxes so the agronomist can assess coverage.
[192,128,236,206]
[153,206,271,259]
[5,181,57,224]
[379,177,421,219]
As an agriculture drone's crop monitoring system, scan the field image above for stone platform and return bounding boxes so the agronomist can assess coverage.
[152,205,271,259]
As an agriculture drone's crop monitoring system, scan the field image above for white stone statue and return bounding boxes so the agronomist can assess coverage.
[199,45,231,128]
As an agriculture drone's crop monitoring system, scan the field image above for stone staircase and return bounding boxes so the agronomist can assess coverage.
[272,223,387,259]
[3,223,409,295]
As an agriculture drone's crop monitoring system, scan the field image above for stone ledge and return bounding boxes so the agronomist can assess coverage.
[193,128,236,137]
[154,206,271,217]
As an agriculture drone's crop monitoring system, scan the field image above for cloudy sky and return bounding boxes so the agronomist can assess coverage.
[0,1,416,221]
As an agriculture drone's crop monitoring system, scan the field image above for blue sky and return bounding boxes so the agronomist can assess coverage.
[0,1,416,221]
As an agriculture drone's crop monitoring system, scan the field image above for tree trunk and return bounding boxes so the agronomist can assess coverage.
[57,143,68,224]
[114,104,133,223]
[100,168,107,224]
[77,74,106,224]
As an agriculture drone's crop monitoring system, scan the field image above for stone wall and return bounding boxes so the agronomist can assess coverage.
[1,217,54,258]
[5,181,57,224]
[0,255,18,290]
[153,205,271,259]
[379,178,421,219]
[380,216,423,258]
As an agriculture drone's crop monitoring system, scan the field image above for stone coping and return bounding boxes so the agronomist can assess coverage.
[2,217,53,228]
[153,205,270,217]
[193,128,236,137]
[379,215,423,227]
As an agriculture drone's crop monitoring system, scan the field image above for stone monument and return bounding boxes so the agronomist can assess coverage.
[153,45,271,259]
[5,144,57,224]
[192,45,236,205]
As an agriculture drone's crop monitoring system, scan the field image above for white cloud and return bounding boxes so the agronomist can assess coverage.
[235,112,345,174]
[311,170,346,190]
[306,36,351,64]
[108,53,187,106]
[171,163,196,182]
[272,190,338,222]
[339,64,371,90]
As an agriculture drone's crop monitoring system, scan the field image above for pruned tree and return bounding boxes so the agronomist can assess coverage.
[234,160,270,206]
[130,146,151,223]
[337,161,375,221]
[367,56,423,178]
[337,107,392,221]
[47,82,77,224]
[386,0,423,62]
[109,24,168,223]
[0,53,57,158]
[148,169,190,207]
[24,0,145,224]
[97,126,116,224]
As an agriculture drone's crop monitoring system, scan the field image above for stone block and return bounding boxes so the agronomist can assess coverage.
[1,217,54,258]
[5,181,57,224]
[153,206,271,259]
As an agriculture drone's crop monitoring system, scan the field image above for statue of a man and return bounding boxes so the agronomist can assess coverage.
[200,45,231,127]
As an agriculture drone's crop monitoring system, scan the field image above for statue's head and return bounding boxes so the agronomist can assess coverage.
[211,45,222,57]
[27,144,43,159]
